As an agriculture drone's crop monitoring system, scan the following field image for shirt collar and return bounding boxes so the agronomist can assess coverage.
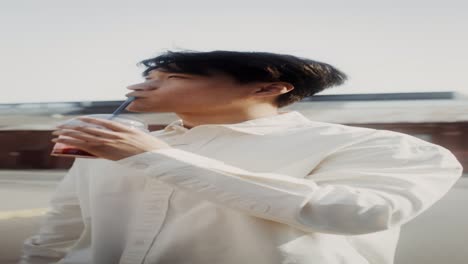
[162,111,312,135]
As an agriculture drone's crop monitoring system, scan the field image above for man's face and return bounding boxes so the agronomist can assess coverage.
[125,69,256,113]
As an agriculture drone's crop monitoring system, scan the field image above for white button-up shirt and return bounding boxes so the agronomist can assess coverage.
[20,111,463,264]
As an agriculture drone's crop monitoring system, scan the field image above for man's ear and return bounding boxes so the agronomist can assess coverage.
[253,82,294,97]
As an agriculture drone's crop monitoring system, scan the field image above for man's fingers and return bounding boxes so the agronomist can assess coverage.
[64,126,123,139]
[52,129,114,145]
[52,136,88,148]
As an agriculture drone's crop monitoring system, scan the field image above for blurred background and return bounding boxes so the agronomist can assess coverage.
[1,0,467,263]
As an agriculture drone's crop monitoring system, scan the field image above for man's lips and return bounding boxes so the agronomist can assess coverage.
[126,93,145,98]
[126,88,156,98]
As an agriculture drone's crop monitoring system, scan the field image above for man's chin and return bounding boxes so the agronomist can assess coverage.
[126,102,147,112]
[126,108,152,113]
[126,105,167,113]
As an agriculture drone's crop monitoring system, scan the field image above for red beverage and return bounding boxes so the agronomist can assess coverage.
[51,139,97,158]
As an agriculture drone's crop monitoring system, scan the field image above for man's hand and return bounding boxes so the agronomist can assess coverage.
[51,116,172,161]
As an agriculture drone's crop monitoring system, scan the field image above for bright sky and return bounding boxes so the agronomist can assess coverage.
[0,0,467,104]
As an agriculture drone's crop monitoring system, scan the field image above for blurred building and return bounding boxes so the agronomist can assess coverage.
[1,92,467,174]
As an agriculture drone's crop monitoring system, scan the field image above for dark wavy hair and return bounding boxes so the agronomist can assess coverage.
[138,50,348,108]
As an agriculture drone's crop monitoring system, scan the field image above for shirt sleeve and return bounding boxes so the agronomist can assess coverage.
[19,159,85,264]
[116,130,463,235]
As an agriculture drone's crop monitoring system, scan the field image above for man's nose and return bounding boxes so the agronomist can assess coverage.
[127,83,151,91]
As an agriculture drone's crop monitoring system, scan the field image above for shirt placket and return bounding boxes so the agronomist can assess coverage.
[119,127,222,264]
[119,179,174,264]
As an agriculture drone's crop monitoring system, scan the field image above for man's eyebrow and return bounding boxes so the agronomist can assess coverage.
[145,72,195,80]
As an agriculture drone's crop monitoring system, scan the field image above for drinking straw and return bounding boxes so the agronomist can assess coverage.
[108,96,136,120]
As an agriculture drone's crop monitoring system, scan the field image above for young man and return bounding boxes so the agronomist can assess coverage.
[21,50,463,264]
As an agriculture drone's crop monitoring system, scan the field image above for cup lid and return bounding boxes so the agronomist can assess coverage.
[59,114,149,131]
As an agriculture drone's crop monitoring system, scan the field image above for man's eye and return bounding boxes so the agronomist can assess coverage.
[168,75,184,79]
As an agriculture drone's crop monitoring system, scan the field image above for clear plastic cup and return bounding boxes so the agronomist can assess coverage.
[50,114,149,159]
